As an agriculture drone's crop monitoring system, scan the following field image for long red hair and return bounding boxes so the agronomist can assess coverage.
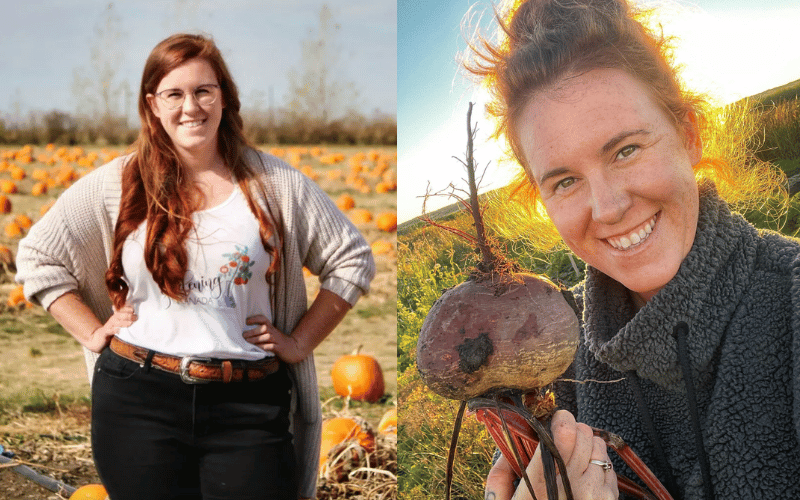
[105,33,282,309]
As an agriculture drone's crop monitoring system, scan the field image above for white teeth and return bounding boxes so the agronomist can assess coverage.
[607,214,658,250]
[182,120,204,128]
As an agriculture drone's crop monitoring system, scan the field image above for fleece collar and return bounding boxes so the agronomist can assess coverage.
[581,183,760,389]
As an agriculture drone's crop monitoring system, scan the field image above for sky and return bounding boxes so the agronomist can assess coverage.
[0,0,397,122]
[398,0,800,222]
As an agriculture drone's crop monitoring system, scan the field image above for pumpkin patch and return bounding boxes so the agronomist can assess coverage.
[0,143,396,498]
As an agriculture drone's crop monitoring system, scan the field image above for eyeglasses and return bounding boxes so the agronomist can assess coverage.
[153,84,220,110]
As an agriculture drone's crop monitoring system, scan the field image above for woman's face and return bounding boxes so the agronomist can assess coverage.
[147,57,224,161]
[516,68,702,303]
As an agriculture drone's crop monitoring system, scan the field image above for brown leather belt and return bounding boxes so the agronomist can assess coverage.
[109,336,279,384]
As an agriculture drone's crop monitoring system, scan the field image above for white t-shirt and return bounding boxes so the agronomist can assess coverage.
[116,185,273,360]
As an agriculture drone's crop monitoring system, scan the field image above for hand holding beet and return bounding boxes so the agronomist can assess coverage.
[486,411,618,500]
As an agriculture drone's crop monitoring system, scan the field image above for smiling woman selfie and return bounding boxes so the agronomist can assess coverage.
[16,33,375,500]
[465,0,800,498]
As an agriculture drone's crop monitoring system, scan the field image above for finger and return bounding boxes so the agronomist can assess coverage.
[550,410,579,465]
[588,436,617,499]
[117,311,137,322]
[115,305,135,317]
[566,423,594,478]
[525,443,548,500]
[486,455,521,500]
[246,315,270,325]
[256,342,276,352]
[243,327,271,340]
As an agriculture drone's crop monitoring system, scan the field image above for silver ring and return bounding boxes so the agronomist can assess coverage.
[589,459,613,471]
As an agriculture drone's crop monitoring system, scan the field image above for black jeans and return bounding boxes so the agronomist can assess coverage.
[91,348,296,500]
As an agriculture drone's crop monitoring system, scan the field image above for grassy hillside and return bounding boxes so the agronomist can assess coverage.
[746,78,800,108]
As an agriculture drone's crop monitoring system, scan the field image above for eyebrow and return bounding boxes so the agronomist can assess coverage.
[158,84,216,92]
[601,128,650,155]
[537,128,651,186]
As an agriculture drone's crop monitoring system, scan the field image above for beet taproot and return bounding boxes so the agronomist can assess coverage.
[416,273,579,400]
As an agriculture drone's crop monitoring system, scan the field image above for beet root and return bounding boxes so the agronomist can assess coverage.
[416,273,579,400]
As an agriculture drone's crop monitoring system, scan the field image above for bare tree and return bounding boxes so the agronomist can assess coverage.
[71,2,128,140]
[286,4,359,125]
[162,0,204,34]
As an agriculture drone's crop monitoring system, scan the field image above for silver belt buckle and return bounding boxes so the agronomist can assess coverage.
[179,356,213,384]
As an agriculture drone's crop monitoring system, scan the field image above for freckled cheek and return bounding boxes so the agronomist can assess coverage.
[546,204,592,255]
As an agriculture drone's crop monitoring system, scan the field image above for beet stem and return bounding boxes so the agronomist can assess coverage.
[525,413,576,500]
[464,102,496,271]
[495,394,539,500]
[445,400,467,500]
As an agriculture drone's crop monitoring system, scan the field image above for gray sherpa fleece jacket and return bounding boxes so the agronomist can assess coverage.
[555,183,800,499]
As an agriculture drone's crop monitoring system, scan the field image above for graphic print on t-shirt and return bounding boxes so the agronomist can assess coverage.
[181,244,255,308]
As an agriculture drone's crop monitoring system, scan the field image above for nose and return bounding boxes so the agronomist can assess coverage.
[181,91,201,112]
[589,173,631,225]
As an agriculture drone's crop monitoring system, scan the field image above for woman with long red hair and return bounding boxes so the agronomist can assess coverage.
[16,33,374,500]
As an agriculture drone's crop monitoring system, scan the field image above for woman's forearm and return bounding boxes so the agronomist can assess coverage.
[47,291,105,349]
[290,288,352,358]
[47,291,136,353]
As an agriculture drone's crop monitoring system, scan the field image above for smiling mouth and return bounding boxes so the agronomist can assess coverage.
[181,119,206,128]
[606,213,658,250]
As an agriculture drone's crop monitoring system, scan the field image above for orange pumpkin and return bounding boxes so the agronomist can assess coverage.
[0,180,18,194]
[69,484,109,500]
[9,165,26,180]
[331,348,385,402]
[319,416,376,480]
[4,222,22,238]
[377,407,397,435]
[382,169,397,184]
[371,240,393,255]
[336,193,355,211]
[349,208,373,224]
[31,181,48,196]
[320,417,375,463]
[0,244,13,265]
[14,214,32,230]
[375,212,397,232]
[32,169,49,181]
[0,195,11,214]
[300,165,319,181]
[6,285,25,307]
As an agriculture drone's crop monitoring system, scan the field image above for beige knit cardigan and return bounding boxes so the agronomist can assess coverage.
[15,148,376,498]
